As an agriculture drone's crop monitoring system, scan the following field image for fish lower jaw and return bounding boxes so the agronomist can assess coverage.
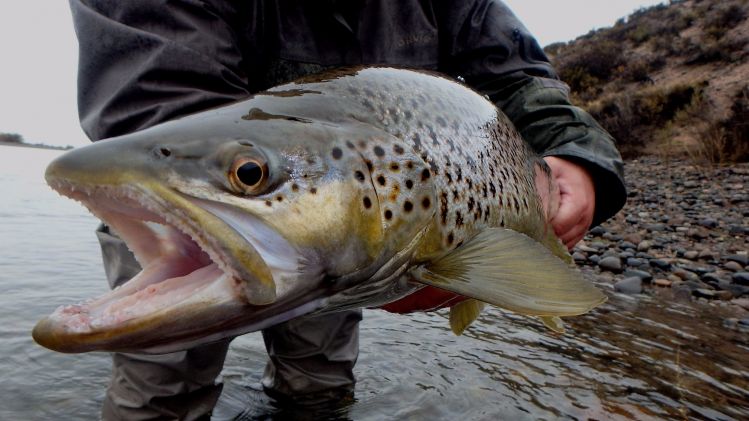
[51,263,231,333]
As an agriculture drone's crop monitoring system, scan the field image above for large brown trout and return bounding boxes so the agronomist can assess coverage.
[33,67,605,354]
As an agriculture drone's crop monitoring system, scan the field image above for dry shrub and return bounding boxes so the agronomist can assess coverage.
[588,82,707,158]
[719,86,749,162]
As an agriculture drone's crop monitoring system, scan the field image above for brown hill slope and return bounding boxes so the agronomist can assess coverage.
[546,0,749,163]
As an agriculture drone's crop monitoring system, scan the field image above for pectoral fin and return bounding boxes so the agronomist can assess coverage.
[412,228,606,322]
[449,299,485,335]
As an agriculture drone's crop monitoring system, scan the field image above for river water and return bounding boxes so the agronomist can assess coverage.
[1,145,747,420]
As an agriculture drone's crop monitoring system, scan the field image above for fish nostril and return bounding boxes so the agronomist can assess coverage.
[153,147,172,158]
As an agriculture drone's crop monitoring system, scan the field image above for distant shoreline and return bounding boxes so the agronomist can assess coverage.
[0,141,73,151]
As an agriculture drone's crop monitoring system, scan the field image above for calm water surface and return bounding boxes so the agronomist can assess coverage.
[1,146,747,420]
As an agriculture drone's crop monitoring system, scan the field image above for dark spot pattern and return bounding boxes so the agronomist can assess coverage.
[332,147,343,159]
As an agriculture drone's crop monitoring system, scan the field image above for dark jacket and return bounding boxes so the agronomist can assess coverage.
[70,0,625,225]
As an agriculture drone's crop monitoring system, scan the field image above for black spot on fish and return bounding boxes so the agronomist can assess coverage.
[363,197,372,209]
[384,209,393,220]
[456,167,462,182]
[366,160,374,172]
[421,169,431,181]
[445,172,453,183]
[332,147,343,160]
[489,182,497,197]
[374,146,385,157]
[412,133,423,151]
[455,211,464,227]
[276,196,283,202]
[483,185,488,198]
[452,189,459,200]
[405,180,414,189]
[390,163,400,171]
[447,232,454,245]
[422,197,431,209]
[428,160,439,174]
[394,145,405,155]
[440,192,448,225]
[468,197,475,211]
[406,161,414,170]
[310,187,318,194]
[484,207,491,222]
[291,184,299,192]
[355,171,365,182]
[404,110,413,120]
[346,141,356,150]
[404,201,413,212]
[377,175,386,186]
[265,200,272,207]
[513,197,520,209]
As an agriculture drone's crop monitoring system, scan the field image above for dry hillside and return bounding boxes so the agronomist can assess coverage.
[545,0,749,163]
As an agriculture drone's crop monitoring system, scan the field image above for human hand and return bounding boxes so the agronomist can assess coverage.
[540,157,595,250]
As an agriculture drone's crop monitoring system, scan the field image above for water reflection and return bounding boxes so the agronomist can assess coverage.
[2,146,747,420]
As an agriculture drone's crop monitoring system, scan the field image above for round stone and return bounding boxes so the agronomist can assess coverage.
[615,277,643,294]
[598,256,623,273]
[654,278,672,287]
[732,272,749,286]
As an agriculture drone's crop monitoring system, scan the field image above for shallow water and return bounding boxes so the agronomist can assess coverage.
[1,145,747,420]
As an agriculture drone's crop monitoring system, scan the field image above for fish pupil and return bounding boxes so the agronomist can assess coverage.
[237,162,263,186]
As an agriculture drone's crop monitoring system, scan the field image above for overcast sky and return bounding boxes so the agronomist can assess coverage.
[0,1,665,147]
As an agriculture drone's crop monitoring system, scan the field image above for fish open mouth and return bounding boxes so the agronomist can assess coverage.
[32,177,290,353]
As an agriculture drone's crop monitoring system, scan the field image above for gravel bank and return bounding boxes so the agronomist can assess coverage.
[575,156,749,330]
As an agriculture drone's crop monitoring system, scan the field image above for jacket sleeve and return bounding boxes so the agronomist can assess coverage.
[70,0,251,141]
[439,0,626,226]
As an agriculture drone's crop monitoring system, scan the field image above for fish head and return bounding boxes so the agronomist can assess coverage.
[33,97,432,353]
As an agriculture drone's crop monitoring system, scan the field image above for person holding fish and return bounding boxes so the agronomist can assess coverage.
[65,1,626,419]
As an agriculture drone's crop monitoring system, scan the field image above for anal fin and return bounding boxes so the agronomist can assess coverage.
[449,299,485,335]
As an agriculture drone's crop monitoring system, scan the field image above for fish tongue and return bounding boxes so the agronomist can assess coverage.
[89,263,225,329]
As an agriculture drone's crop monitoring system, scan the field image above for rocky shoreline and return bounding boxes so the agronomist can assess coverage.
[575,156,749,330]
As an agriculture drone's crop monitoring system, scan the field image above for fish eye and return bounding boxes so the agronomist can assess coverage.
[230,157,268,194]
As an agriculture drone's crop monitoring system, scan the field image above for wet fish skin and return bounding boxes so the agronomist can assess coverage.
[33,67,605,354]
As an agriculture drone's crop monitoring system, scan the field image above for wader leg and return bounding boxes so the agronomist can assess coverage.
[96,224,229,421]
[261,309,361,405]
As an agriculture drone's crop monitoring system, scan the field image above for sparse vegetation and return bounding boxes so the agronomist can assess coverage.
[0,133,24,144]
[547,0,749,163]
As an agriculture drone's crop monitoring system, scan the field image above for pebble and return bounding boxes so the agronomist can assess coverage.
[698,249,716,261]
[723,261,743,272]
[626,257,645,267]
[733,272,749,286]
[698,218,718,228]
[615,277,643,294]
[684,251,699,260]
[650,259,672,271]
[572,252,587,264]
[726,254,749,266]
[637,240,652,252]
[654,278,672,287]
[732,298,749,310]
[623,269,653,282]
[598,256,623,273]
[588,226,607,236]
